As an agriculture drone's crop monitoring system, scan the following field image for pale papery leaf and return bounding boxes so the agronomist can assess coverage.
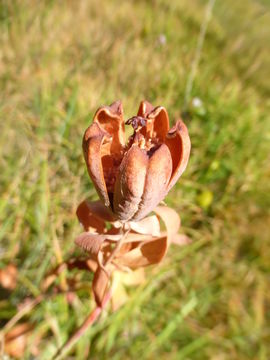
[111,273,129,311]
[121,268,145,286]
[103,234,123,241]
[92,267,110,305]
[111,269,145,310]
[112,262,133,273]
[121,232,159,243]
[115,236,167,269]
[128,215,160,236]
[115,206,181,269]
[111,220,123,228]
[154,206,181,243]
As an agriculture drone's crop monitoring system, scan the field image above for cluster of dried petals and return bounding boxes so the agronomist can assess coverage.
[83,100,191,222]
[76,101,191,306]
[76,200,182,305]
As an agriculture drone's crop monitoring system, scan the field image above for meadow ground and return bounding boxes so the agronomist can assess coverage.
[0,0,270,359]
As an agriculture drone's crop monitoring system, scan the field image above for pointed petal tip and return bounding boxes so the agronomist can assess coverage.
[137,100,154,117]
[165,118,191,191]
[93,101,125,148]
[95,100,124,121]
[168,118,189,138]
[109,100,123,116]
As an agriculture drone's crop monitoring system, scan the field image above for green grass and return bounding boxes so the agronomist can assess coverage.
[0,0,270,359]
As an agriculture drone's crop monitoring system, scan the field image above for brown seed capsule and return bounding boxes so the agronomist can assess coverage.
[83,100,191,222]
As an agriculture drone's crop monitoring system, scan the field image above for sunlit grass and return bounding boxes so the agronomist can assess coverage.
[0,0,269,359]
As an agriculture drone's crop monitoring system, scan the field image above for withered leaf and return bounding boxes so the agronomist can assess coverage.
[115,236,168,269]
[4,323,34,359]
[75,233,106,255]
[154,205,181,243]
[75,232,122,255]
[76,200,115,232]
[129,215,160,236]
[92,267,110,306]
[0,264,17,290]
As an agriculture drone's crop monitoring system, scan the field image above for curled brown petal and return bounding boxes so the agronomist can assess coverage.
[154,206,181,245]
[132,144,172,221]
[93,100,125,152]
[137,100,155,118]
[83,122,111,206]
[136,102,169,142]
[113,145,148,221]
[148,106,169,141]
[83,102,126,208]
[165,119,191,191]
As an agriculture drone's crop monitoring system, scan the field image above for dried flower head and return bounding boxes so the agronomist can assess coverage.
[75,101,191,306]
[83,100,191,222]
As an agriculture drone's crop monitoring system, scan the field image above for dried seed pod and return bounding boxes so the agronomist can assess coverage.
[83,100,191,222]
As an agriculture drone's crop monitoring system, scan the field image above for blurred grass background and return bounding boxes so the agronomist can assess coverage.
[0,0,270,359]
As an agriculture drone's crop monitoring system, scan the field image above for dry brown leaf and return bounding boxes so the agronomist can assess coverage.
[75,232,123,254]
[92,267,110,306]
[76,200,114,232]
[4,323,35,358]
[0,264,17,290]
[116,236,167,269]
[75,233,107,255]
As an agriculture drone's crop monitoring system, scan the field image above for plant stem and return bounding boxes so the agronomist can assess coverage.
[53,228,129,359]
[105,227,130,266]
[52,290,112,360]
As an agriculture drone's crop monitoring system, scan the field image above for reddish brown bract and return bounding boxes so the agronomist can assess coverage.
[83,100,191,222]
